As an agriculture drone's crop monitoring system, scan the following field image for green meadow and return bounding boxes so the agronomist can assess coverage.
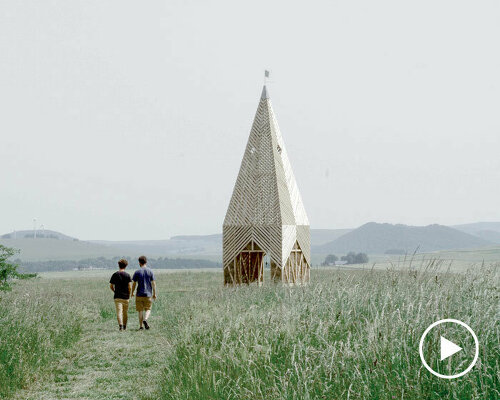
[0,261,498,399]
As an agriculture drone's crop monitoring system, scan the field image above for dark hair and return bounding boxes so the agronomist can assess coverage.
[138,255,147,266]
[118,259,128,269]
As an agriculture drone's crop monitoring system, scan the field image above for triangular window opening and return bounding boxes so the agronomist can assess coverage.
[243,240,263,252]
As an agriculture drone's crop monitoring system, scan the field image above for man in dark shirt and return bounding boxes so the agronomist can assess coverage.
[109,259,132,331]
[131,255,156,330]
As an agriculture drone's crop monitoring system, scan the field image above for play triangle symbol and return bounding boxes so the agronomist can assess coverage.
[440,336,462,361]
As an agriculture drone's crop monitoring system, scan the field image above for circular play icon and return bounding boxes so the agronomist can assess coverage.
[419,319,479,379]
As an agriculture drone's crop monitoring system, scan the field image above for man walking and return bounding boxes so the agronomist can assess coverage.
[131,255,156,330]
[109,258,132,331]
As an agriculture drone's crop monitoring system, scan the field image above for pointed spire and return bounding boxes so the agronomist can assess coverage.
[261,85,269,100]
[223,83,311,284]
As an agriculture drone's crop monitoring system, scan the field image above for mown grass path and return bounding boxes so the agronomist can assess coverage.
[13,299,172,400]
[6,270,220,400]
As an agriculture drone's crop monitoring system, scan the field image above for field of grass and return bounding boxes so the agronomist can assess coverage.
[0,282,84,399]
[0,261,498,399]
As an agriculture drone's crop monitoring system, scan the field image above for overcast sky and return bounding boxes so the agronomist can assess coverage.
[1,1,499,240]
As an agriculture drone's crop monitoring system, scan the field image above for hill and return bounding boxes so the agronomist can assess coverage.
[453,221,500,235]
[0,238,121,261]
[3,224,496,262]
[453,222,500,244]
[2,229,349,262]
[1,229,75,240]
[314,222,493,254]
[473,230,500,243]
[91,229,351,257]
[90,235,222,257]
[310,229,352,245]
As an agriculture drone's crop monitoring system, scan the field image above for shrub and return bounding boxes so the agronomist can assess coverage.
[340,251,369,264]
[322,254,338,266]
[0,245,36,290]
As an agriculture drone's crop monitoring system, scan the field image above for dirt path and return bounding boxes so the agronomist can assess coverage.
[14,312,171,400]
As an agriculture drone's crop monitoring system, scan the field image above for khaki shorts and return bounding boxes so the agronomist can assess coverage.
[135,296,152,311]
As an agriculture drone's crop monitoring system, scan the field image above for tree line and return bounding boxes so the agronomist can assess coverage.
[322,252,369,266]
[16,255,221,273]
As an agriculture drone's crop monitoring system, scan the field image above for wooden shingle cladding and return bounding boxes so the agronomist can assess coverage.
[223,86,310,284]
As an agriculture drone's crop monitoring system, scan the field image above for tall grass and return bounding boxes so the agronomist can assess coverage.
[158,263,500,399]
[0,279,84,399]
[1,265,498,399]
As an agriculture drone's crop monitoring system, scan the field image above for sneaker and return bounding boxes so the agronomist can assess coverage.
[139,327,144,330]
[119,325,123,331]
[123,325,127,331]
[143,320,150,330]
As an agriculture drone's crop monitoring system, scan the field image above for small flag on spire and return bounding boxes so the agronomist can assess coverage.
[265,70,270,78]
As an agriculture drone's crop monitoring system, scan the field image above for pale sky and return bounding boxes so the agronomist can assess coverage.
[1,1,499,240]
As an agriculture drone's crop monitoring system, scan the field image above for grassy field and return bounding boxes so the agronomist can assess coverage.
[0,261,498,399]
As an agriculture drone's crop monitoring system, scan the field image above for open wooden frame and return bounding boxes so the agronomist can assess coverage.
[224,240,264,285]
[224,240,310,285]
[270,241,310,284]
[282,241,310,284]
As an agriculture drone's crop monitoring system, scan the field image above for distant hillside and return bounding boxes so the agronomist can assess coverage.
[91,235,222,257]
[91,229,352,257]
[453,222,500,234]
[1,229,75,240]
[474,230,500,244]
[5,223,495,262]
[311,229,352,245]
[314,223,493,254]
[0,238,121,261]
[0,228,353,259]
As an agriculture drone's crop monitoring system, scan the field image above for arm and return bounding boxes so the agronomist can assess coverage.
[109,283,115,292]
[152,281,157,300]
[128,282,132,297]
[131,281,137,297]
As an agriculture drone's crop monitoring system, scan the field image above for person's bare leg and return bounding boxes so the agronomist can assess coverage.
[143,309,151,329]
[138,310,144,328]
[115,300,123,328]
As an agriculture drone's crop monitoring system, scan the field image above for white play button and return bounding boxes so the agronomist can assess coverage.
[420,319,479,379]
[440,336,462,361]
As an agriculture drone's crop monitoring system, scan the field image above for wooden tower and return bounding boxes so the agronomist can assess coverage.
[223,85,310,285]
